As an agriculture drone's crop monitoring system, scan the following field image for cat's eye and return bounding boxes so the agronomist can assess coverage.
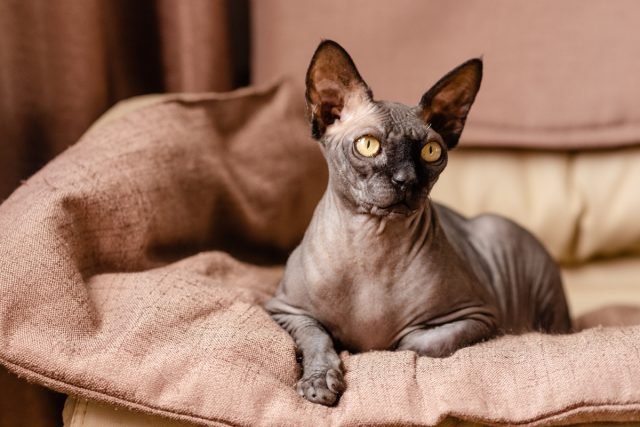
[354,135,381,157]
[421,141,442,162]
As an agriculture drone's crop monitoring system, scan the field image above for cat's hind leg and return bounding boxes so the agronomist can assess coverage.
[396,318,497,357]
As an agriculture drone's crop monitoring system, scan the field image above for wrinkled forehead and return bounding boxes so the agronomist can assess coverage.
[377,101,428,142]
[324,97,428,143]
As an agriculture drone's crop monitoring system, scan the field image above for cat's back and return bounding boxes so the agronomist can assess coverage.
[434,202,542,256]
[434,202,571,333]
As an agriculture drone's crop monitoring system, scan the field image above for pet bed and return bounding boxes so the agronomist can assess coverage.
[2,81,640,426]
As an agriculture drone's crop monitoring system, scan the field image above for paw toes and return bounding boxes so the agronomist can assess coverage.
[319,390,337,405]
[326,369,346,394]
[296,372,341,406]
[312,376,326,391]
[309,385,336,405]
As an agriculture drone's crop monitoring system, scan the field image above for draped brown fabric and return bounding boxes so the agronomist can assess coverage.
[0,0,248,202]
[0,1,247,425]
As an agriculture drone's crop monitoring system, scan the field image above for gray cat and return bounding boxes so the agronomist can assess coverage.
[265,40,571,406]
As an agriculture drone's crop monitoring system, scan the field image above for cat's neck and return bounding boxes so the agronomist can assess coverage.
[314,187,435,244]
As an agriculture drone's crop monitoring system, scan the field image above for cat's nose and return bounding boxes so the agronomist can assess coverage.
[391,168,416,188]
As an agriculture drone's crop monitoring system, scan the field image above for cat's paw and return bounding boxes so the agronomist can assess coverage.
[296,368,345,406]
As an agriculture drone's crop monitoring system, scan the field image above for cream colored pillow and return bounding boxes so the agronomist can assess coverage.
[433,147,640,264]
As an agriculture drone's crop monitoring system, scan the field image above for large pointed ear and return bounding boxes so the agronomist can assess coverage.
[419,59,482,149]
[305,40,373,139]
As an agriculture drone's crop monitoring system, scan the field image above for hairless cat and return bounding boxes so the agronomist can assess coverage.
[265,40,571,406]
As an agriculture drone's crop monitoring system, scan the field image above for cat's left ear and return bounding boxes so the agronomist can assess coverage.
[305,40,373,139]
[419,58,482,149]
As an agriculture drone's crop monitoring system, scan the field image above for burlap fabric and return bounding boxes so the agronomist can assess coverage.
[1,81,640,426]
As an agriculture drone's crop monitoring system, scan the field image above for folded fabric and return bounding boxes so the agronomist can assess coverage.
[2,81,640,426]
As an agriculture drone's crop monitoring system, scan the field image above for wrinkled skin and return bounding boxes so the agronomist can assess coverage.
[265,40,571,406]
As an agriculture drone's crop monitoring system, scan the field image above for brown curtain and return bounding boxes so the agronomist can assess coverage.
[0,0,249,202]
[0,1,249,425]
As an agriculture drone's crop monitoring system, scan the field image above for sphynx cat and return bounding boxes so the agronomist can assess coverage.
[265,40,571,406]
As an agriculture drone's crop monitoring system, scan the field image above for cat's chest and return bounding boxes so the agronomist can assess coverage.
[303,253,429,351]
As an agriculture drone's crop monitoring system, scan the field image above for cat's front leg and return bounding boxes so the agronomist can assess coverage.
[270,312,345,405]
[396,318,497,357]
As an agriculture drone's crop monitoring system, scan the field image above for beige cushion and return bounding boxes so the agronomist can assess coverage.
[63,397,197,427]
[563,257,640,316]
[253,0,640,150]
[433,147,640,264]
[3,82,640,427]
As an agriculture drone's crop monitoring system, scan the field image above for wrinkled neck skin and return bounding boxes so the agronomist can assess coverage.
[320,176,431,243]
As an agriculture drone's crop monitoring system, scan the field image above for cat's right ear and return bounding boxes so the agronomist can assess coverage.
[305,40,373,139]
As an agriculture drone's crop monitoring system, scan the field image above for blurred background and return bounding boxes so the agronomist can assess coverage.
[3,0,640,425]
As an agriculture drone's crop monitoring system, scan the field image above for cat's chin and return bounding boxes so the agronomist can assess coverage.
[369,202,417,217]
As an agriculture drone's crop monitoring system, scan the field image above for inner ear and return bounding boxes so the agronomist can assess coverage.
[305,40,373,139]
[419,59,482,149]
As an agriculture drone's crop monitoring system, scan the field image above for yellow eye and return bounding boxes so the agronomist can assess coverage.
[421,141,442,162]
[354,135,381,157]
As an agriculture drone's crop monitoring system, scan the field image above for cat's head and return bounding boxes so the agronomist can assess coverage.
[305,40,482,217]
